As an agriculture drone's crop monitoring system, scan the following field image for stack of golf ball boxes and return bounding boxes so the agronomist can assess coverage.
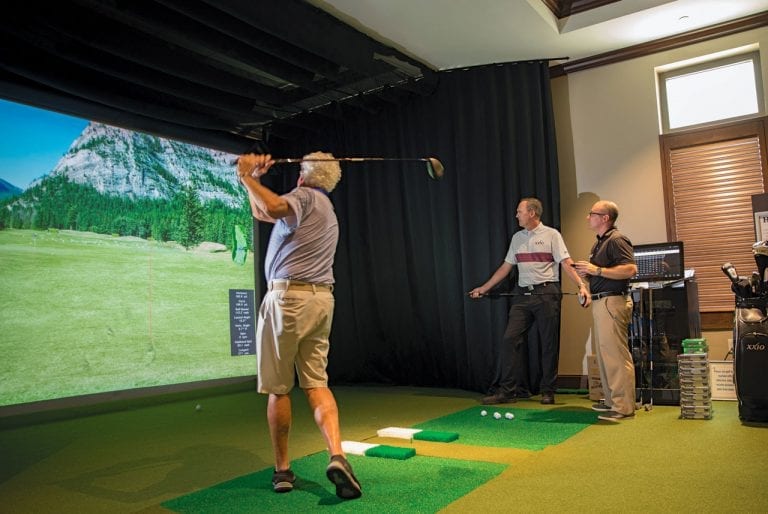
[678,338,712,420]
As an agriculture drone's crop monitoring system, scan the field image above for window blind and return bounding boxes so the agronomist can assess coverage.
[668,136,765,311]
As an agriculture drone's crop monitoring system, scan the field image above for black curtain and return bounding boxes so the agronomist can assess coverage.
[261,61,560,393]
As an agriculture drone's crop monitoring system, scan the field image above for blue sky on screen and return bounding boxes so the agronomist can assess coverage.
[0,99,89,189]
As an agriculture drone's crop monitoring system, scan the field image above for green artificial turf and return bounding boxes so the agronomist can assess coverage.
[0,229,257,406]
[413,406,597,450]
[3,388,768,513]
[162,451,506,513]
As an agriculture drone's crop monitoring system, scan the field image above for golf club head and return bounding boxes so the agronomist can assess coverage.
[426,158,444,180]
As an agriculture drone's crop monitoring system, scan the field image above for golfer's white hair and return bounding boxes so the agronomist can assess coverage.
[300,151,341,192]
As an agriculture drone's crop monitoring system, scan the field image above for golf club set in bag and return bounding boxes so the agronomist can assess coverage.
[721,241,768,422]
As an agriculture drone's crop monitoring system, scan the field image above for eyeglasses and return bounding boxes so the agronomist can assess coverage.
[588,211,608,217]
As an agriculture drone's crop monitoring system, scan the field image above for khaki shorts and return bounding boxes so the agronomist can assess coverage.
[256,286,335,394]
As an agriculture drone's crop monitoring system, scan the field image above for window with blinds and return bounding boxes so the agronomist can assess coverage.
[660,118,768,320]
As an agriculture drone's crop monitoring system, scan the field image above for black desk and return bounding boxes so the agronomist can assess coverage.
[629,279,701,405]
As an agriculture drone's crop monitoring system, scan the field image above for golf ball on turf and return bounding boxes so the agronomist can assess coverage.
[505,412,514,420]
[493,411,502,419]
[480,409,488,416]
[195,404,202,411]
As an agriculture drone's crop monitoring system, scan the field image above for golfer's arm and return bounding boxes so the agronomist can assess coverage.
[242,176,291,221]
[246,190,276,223]
[481,262,514,293]
[599,262,638,280]
[561,258,588,289]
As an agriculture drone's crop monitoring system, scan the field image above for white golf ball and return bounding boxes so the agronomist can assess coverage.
[493,411,502,419]
[195,404,202,411]
[480,409,488,416]
[505,412,514,420]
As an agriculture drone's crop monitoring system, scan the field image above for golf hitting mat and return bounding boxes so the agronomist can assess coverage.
[342,440,416,460]
[407,406,598,451]
[376,427,460,442]
[161,451,505,513]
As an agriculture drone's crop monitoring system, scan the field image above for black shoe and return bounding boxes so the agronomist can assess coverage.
[591,400,611,412]
[481,392,517,405]
[272,469,296,493]
[540,392,555,405]
[326,455,362,499]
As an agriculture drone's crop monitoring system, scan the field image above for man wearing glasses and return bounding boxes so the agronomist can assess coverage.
[574,201,638,422]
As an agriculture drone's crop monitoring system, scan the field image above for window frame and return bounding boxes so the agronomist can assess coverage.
[658,50,765,134]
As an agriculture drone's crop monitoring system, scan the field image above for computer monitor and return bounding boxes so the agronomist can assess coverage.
[630,241,685,282]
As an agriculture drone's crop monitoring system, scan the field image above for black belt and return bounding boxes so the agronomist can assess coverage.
[591,291,625,300]
[523,282,552,291]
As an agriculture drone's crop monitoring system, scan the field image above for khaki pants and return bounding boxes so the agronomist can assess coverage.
[592,295,635,415]
[256,286,335,394]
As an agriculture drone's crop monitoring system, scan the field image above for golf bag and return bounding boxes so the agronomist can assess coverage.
[723,243,768,422]
[733,303,768,422]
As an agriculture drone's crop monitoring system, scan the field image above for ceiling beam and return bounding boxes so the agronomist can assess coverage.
[155,0,349,82]
[205,0,438,82]
[0,37,252,132]
[0,72,255,153]
[1,24,278,121]
[71,0,319,90]
[3,2,304,107]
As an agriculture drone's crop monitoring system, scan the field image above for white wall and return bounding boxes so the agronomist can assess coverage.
[553,26,768,377]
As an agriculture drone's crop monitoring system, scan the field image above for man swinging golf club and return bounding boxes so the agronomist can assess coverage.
[237,152,362,499]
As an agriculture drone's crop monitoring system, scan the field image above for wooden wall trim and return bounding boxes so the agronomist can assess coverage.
[570,0,621,16]
[540,0,564,18]
[550,11,768,78]
[541,0,620,19]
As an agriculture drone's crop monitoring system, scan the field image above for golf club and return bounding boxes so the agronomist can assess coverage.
[469,291,585,303]
[635,292,645,407]
[645,288,654,412]
[233,156,444,180]
[474,291,581,297]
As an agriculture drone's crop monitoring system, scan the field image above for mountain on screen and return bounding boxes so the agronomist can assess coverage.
[44,122,242,207]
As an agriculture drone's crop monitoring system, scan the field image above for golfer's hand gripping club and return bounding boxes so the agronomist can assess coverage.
[237,153,273,180]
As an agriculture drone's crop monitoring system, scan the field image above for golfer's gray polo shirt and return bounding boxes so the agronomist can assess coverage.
[264,186,338,284]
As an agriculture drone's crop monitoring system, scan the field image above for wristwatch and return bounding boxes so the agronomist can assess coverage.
[596,267,603,276]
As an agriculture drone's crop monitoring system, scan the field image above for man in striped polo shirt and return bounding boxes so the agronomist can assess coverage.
[470,197,589,405]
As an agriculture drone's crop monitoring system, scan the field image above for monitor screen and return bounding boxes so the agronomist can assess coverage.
[630,241,685,282]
